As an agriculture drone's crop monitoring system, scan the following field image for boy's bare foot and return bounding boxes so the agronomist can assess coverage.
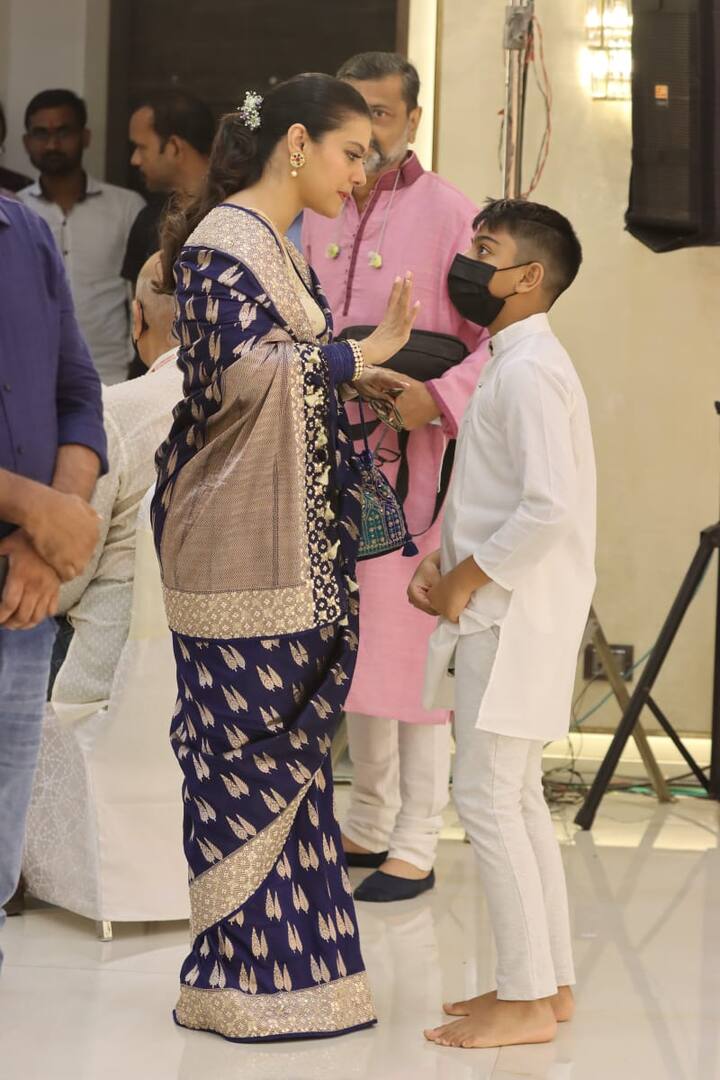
[425,997,557,1049]
[443,985,575,1023]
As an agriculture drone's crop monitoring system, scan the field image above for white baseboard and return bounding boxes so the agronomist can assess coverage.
[542,732,712,783]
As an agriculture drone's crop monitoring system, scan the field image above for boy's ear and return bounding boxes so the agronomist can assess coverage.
[517,261,545,293]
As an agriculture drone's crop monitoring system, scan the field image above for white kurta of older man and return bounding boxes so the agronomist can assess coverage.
[424,313,597,742]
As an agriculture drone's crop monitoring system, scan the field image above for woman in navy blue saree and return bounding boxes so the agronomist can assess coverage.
[153,75,417,1042]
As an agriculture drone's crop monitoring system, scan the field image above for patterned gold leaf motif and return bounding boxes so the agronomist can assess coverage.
[254,754,271,775]
[197,703,215,728]
[193,755,210,782]
[316,769,327,793]
[287,762,303,784]
[298,885,310,913]
[200,737,212,755]
[195,661,213,688]
[256,666,276,692]
[291,883,301,912]
[221,685,248,714]
[209,960,226,989]
[330,837,338,863]
[219,645,245,671]
[289,729,309,750]
[261,790,280,814]
[249,966,258,994]
[265,889,277,921]
[179,640,191,662]
[287,923,299,953]
[318,914,330,942]
[261,638,281,651]
[273,961,284,991]
[263,752,277,771]
[320,625,335,642]
[269,788,287,810]
[298,841,310,871]
[283,965,293,993]
[322,834,332,863]
[310,955,322,984]
[277,855,288,879]
[308,802,319,828]
[221,773,249,799]
[223,935,234,961]
[237,815,256,837]
[274,892,282,920]
[251,928,262,959]
[346,631,359,652]
[197,248,212,271]
[260,706,282,732]
[182,264,192,287]
[239,964,250,993]
[296,761,313,783]
[327,914,337,942]
[260,931,269,960]
[226,816,249,841]
[239,301,255,330]
[337,951,347,978]
[185,715,197,741]
[319,958,332,983]
[292,683,305,705]
[194,797,216,824]
[232,910,245,927]
[206,296,219,324]
[341,866,352,895]
[185,296,196,321]
[342,909,356,937]
[308,843,320,872]
[182,679,194,702]
[311,696,333,721]
[223,724,249,750]
[199,936,210,958]
[289,640,309,667]
[335,908,346,936]
[282,852,292,878]
[184,964,200,986]
[331,664,349,686]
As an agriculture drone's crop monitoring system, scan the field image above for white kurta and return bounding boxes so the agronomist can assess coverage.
[424,313,597,741]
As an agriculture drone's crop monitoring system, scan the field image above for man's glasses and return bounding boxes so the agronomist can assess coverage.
[27,126,81,143]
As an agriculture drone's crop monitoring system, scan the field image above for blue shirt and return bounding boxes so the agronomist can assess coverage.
[0,196,107,530]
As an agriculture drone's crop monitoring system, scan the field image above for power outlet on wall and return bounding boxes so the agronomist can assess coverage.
[583,644,635,682]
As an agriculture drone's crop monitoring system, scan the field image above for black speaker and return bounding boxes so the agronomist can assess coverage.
[626,0,720,250]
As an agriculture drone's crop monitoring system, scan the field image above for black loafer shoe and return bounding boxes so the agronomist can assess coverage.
[343,849,389,869]
[353,869,435,902]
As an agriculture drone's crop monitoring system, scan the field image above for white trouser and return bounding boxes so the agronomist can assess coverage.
[452,629,576,1001]
[343,713,451,872]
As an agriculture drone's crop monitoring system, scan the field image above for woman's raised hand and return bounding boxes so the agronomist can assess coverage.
[361,273,420,366]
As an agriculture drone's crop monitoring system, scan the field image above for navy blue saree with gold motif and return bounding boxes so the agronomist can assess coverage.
[152,205,375,1042]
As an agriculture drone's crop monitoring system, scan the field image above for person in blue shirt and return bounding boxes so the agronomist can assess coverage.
[0,194,107,966]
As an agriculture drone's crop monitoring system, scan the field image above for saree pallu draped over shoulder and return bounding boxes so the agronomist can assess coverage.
[152,205,375,1042]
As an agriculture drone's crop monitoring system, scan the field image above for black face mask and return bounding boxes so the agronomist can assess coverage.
[447,253,527,327]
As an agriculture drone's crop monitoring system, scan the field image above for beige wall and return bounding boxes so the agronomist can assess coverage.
[437,0,718,734]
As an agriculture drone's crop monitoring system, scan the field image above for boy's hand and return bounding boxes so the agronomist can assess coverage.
[427,573,472,624]
[427,557,493,624]
[407,551,441,616]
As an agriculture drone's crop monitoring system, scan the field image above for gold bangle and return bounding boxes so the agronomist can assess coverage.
[347,339,365,382]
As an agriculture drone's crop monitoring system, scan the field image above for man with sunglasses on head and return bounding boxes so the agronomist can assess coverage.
[19,89,145,385]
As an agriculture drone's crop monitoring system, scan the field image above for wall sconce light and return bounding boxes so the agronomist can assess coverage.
[585,0,632,99]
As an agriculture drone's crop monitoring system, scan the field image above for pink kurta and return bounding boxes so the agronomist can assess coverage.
[303,153,489,723]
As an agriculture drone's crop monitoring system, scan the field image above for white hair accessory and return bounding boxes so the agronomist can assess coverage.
[237,90,263,131]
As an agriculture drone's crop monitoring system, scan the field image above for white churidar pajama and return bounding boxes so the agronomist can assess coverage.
[343,713,451,872]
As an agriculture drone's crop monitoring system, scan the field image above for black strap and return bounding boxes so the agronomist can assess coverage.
[395,432,456,538]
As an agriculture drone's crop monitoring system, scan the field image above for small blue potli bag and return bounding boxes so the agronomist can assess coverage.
[355,401,418,562]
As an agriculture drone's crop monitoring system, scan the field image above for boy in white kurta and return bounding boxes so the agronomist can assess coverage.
[409,199,596,1050]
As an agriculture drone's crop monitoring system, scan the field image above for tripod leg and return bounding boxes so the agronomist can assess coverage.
[644,697,710,791]
[575,534,716,830]
[712,550,720,799]
[589,608,671,802]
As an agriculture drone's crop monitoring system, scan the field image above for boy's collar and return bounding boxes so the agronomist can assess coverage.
[489,312,551,356]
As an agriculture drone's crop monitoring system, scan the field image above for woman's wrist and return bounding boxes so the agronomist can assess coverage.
[346,339,365,382]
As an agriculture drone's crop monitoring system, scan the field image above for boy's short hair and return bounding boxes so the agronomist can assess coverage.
[473,198,582,303]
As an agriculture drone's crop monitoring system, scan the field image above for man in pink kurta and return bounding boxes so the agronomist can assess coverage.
[303,53,488,901]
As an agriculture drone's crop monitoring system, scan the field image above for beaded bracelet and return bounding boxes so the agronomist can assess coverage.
[346,339,365,382]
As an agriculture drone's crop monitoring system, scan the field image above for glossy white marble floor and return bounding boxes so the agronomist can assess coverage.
[1,790,719,1080]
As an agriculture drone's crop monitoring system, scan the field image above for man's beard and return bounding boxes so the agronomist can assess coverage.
[33,151,82,176]
[364,130,410,177]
